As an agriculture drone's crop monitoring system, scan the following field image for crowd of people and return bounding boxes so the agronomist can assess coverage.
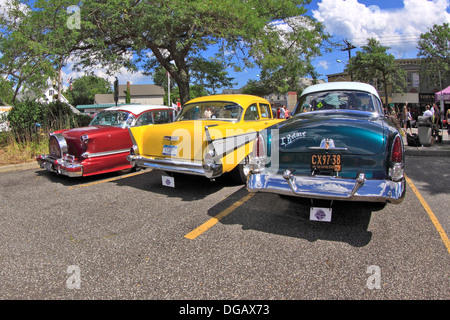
[388,102,449,135]
[274,105,290,119]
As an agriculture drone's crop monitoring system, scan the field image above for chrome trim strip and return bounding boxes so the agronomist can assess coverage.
[127,155,223,178]
[82,148,130,158]
[50,133,69,157]
[308,147,348,151]
[247,172,405,204]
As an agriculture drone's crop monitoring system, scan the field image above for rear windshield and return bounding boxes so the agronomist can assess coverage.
[294,90,383,115]
[90,111,135,127]
[176,101,243,121]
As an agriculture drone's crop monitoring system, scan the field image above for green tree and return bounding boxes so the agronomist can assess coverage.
[64,75,113,106]
[345,38,406,104]
[417,23,450,87]
[0,78,14,105]
[188,57,236,95]
[0,0,87,103]
[72,0,328,104]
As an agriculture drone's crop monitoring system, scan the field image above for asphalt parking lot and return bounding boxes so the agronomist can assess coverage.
[0,156,448,304]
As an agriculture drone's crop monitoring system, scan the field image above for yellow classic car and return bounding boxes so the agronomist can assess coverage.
[127,94,283,185]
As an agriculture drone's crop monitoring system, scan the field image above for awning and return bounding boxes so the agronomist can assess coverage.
[391,93,419,104]
[435,85,450,102]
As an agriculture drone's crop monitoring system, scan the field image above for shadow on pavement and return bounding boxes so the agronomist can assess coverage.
[207,189,379,247]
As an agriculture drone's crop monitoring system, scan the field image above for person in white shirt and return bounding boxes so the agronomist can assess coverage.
[204,107,212,119]
[423,105,433,118]
[280,105,286,119]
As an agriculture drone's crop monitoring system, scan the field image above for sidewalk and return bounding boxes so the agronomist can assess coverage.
[403,127,450,157]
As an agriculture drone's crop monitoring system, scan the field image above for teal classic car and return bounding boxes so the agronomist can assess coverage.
[247,82,405,220]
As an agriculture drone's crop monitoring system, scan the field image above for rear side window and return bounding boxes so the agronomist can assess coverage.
[244,104,260,121]
[259,103,271,119]
[135,110,173,126]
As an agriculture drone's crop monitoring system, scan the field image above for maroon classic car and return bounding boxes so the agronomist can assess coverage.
[37,105,174,177]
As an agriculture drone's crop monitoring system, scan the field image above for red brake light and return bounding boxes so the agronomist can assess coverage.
[254,133,265,158]
[391,135,403,163]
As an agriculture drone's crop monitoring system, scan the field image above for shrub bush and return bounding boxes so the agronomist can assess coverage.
[7,100,91,142]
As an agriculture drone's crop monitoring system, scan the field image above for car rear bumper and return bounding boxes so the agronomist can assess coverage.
[127,154,223,178]
[247,170,405,204]
[36,155,83,177]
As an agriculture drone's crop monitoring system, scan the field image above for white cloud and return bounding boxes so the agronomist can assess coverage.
[61,51,153,90]
[313,0,450,57]
[316,60,329,70]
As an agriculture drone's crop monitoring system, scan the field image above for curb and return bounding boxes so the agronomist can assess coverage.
[0,162,40,173]
[405,148,450,157]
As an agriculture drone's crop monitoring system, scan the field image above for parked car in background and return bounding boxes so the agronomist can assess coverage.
[127,94,283,186]
[247,82,405,221]
[37,105,174,177]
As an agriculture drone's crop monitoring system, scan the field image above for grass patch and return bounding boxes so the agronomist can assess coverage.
[0,131,48,166]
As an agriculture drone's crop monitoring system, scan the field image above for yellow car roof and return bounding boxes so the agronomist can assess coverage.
[185,94,269,105]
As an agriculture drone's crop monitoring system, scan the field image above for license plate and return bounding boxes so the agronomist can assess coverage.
[162,175,175,188]
[311,153,342,172]
[44,162,53,172]
[162,145,177,156]
[310,207,332,222]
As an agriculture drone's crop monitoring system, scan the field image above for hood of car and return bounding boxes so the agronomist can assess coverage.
[276,111,386,155]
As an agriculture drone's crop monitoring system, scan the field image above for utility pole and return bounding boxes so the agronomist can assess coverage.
[341,40,356,81]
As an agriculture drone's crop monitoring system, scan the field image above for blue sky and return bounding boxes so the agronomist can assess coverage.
[228,0,450,88]
[61,0,450,90]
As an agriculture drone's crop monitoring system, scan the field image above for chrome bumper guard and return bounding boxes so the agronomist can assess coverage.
[37,155,83,177]
[247,170,405,204]
[127,155,223,178]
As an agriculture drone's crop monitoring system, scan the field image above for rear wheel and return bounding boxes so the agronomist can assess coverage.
[118,167,135,175]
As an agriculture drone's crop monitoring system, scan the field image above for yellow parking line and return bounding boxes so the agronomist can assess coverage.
[68,170,147,189]
[185,193,255,240]
[405,175,450,255]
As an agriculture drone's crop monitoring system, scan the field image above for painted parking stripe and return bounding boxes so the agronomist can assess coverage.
[185,193,255,240]
[405,174,450,255]
[68,170,148,189]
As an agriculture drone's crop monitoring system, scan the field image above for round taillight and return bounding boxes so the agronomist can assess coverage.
[49,135,61,158]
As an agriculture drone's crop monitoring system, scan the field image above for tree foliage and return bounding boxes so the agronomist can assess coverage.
[71,0,329,103]
[345,38,406,104]
[417,23,450,87]
[1,0,329,105]
[0,0,86,103]
[64,75,113,106]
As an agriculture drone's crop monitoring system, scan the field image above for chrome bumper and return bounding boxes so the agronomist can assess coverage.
[247,170,405,204]
[127,154,223,178]
[36,155,83,177]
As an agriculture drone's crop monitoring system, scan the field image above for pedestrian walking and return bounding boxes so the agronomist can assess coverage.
[280,105,286,119]
[285,108,290,119]
[405,106,413,135]
[446,108,450,134]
